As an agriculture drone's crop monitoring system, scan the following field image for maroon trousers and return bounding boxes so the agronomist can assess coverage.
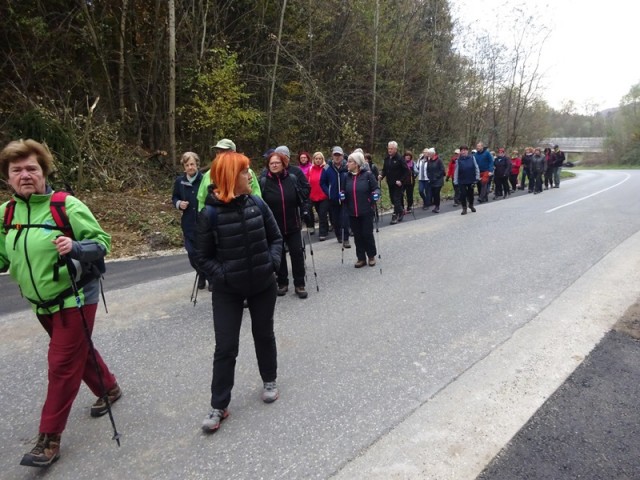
[36,304,117,434]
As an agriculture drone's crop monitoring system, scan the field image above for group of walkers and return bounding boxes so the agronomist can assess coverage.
[0,135,567,468]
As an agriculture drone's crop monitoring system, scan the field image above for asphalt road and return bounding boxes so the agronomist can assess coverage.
[1,170,640,479]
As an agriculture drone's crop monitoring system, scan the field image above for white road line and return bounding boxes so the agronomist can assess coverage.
[546,173,631,213]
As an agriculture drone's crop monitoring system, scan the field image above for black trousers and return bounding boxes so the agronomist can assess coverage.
[311,199,330,237]
[278,231,305,288]
[509,173,518,191]
[430,186,442,208]
[388,182,404,215]
[533,171,543,192]
[494,177,510,196]
[350,213,377,261]
[521,167,532,191]
[328,201,349,242]
[459,183,475,208]
[404,182,415,210]
[210,279,277,410]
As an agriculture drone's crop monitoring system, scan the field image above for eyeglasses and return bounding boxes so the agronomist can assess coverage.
[269,162,282,167]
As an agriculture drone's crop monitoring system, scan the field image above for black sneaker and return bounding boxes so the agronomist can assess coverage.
[202,408,229,433]
[91,383,122,418]
[390,214,398,225]
[20,433,61,468]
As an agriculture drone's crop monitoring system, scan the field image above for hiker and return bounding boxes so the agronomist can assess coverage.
[307,151,330,241]
[342,150,380,268]
[196,151,282,433]
[454,145,480,215]
[321,146,351,247]
[172,151,207,289]
[379,140,409,224]
[260,151,309,299]
[0,139,121,468]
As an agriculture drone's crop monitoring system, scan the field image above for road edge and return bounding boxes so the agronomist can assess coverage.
[332,228,640,480]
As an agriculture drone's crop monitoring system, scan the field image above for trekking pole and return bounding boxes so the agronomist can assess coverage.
[305,227,319,292]
[374,202,382,275]
[301,232,308,283]
[63,255,121,446]
[190,273,199,306]
[339,196,346,265]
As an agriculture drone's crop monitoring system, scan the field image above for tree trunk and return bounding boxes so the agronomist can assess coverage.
[370,0,379,153]
[169,0,176,167]
[119,0,129,124]
[266,0,287,145]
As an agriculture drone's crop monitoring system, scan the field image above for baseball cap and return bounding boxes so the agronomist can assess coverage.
[331,146,344,155]
[214,138,236,151]
[262,148,275,158]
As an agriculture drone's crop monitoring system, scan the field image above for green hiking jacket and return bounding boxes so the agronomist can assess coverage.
[0,190,111,314]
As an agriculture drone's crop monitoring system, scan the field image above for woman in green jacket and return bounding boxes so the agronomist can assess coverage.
[0,139,120,468]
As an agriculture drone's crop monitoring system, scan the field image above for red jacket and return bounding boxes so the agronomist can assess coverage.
[446,155,458,178]
[510,157,522,175]
[307,163,329,202]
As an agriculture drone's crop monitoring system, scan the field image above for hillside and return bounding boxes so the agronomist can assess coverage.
[81,189,184,259]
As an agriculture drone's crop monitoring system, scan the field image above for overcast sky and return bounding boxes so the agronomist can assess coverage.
[450,0,640,112]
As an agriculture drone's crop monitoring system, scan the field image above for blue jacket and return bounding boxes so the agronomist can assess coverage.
[454,154,480,185]
[321,162,348,202]
[474,148,494,173]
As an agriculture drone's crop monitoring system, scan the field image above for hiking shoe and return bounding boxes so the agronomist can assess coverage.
[368,257,376,266]
[295,286,308,299]
[354,260,366,268]
[319,236,327,241]
[461,208,467,215]
[470,206,477,212]
[20,433,61,468]
[277,285,288,296]
[202,408,229,433]
[390,214,398,225]
[343,240,351,249]
[261,381,279,403]
[90,383,122,418]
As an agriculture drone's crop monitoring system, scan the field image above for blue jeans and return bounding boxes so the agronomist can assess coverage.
[418,180,431,207]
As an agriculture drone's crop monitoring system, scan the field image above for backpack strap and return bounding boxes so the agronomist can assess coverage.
[250,194,270,218]
[2,192,72,236]
[49,191,74,238]
[2,199,17,234]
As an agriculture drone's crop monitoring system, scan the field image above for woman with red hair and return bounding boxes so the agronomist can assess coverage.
[196,151,283,433]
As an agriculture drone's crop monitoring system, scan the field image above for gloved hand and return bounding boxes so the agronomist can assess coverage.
[372,192,380,201]
[302,211,312,224]
[339,191,346,201]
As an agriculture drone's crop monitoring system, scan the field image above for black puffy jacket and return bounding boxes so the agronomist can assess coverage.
[196,194,282,295]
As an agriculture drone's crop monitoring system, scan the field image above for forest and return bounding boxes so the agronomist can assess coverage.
[1,0,638,193]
